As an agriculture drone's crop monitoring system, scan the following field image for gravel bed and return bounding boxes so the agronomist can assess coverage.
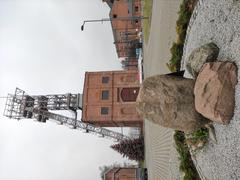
[181,0,240,179]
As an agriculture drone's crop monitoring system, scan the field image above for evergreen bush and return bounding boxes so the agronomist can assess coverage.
[111,137,144,161]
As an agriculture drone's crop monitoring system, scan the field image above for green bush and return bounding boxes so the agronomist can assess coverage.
[169,42,183,71]
[167,0,197,72]
[177,0,192,26]
[186,128,209,147]
[191,128,209,141]
[169,1,203,179]
[174,131,201,180]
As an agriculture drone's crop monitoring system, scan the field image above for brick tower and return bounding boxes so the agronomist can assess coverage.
[82,70,142,127]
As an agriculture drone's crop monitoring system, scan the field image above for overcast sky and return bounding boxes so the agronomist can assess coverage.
[0,1,134,180]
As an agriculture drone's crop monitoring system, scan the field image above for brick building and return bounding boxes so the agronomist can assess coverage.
[103,0,142,59]
[121,57,138,70]
[82,70,142,127]
[104,167,138,180]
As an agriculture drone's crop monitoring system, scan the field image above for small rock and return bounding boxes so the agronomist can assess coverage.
[197,141,204,148]
[194,61,238,124]
[136,74,208,133]
[192,145,197,151]
[186,43,219,77]
[205,123,217,143]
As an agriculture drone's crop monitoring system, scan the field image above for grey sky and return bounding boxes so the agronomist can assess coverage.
[0,0,133,180]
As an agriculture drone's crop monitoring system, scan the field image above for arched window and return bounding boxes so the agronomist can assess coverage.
[120,87,139,102]
[135,6,139,12]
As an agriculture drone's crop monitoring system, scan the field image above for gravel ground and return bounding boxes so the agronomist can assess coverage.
[182,0,240,179]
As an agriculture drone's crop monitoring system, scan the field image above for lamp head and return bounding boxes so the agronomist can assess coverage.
[81,25,84,31]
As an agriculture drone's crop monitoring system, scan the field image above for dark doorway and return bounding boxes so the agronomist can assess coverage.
[120,87,139,102]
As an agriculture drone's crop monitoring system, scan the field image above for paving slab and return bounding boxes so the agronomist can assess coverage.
[144,120,182,180]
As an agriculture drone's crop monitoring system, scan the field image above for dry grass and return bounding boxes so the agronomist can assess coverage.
[142,0,153,43]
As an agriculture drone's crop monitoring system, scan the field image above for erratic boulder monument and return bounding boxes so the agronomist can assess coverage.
[136,75,209,133]
[186,43,219,78]
[194,61,238,124]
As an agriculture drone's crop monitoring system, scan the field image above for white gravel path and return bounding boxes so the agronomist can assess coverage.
[182,0,240,179]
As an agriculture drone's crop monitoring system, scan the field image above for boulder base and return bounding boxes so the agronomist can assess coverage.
[136,75,208,133]
[186,43,219,77]
[194,62,238,124]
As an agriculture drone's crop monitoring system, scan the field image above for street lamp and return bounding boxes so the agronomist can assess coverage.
[81,16,148,31]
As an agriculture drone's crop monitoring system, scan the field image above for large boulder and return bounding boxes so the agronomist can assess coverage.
[136,75,208,133]
[186,43,219,78]
[194,62,238,124]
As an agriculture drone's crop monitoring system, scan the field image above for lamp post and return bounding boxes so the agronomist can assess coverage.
[81,16,148,31]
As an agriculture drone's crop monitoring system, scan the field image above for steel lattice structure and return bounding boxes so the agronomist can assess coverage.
[3,88,128,141]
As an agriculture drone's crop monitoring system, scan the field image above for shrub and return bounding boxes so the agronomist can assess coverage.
[169,42,183,70]
[185,128,209,151]
[174,131,201,180]
[167,0,198,72]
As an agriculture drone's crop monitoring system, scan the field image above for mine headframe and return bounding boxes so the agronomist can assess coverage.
[3,88,82,121]
[3,88,128,141]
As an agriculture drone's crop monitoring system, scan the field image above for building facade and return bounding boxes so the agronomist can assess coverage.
[104,167,147,180]
[121,57,138,70]
[103,0,142,59]
[82,70,142,127]
[104,167,137,180]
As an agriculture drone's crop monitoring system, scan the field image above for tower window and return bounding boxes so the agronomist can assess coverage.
[135,6,139,12]
[102,76,109,83]
[102,90,109,100]
[113,14,117,18]
[101,107,109,115]
[135,20,139,24]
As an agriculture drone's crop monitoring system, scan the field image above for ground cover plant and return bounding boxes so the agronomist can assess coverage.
[185,128,209,152]
[174,131,201,180]
[167,0,198,72]
[168,0,210,179]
